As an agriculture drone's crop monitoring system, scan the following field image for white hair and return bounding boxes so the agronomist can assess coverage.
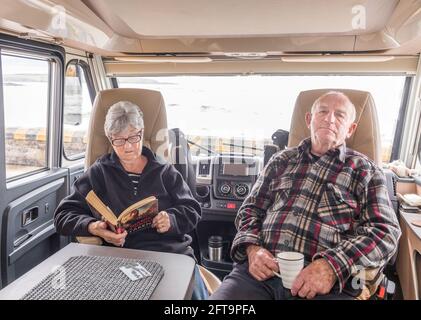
[311,91,356,122]
[104,101,144,137]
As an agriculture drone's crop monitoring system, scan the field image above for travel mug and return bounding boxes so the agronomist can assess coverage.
[208,235,224,261]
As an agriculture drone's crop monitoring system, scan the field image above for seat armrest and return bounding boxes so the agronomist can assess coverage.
[354,267,381,282]
[76,236,103,246]
[198,265,221,294]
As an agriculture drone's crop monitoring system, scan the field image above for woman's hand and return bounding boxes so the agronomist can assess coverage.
[152,211,171,233]
[88,221,127,247]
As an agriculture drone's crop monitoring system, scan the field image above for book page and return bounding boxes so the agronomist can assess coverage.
[85,190,118,226]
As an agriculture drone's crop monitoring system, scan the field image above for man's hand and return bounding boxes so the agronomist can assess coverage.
[246,245,279,281]
[152,211,171,233]
[290,258,337,299]
[88,221,127,247]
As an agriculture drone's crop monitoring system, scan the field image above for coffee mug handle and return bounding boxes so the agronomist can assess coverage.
[272,257,281,278]
[272,270,282,278]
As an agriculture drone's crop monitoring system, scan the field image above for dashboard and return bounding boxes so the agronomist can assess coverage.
[195,154,262,217]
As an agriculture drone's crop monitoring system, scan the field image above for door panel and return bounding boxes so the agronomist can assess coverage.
[1,170,68,286]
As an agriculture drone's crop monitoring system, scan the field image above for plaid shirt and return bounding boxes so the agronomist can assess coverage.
[231,138,401,291]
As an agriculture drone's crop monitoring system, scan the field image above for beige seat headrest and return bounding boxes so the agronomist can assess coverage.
[85,88,169,168]
[288,89,382,166]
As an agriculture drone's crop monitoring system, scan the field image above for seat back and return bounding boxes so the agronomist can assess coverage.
[288,89,382,165]
[168,128,201,262]
[168,128,197,198]
[85,88,169,168]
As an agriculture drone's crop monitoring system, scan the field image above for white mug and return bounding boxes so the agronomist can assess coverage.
[273,251,304,289]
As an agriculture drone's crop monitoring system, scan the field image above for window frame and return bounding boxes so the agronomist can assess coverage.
[0,34,64,184]
[62,59,95,162]
[391,76,413,162]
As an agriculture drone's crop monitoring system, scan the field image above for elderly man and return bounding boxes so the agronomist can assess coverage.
[210,91,401,300]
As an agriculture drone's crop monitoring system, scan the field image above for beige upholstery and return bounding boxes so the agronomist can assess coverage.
[76,236,103,245]
[288,89,382,165]
[85,88,169,168]
[198,265,222,295]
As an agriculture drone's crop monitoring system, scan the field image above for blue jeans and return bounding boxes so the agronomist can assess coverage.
[191,265,209,300]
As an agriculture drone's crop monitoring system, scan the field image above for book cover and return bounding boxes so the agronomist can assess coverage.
[85,190,158,234]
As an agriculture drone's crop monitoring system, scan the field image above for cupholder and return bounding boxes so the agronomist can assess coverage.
[196,185,210,201]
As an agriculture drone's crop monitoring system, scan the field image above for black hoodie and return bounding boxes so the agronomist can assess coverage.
[54,147,201,258]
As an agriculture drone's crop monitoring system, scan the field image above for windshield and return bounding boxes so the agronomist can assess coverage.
[117,75,406,162]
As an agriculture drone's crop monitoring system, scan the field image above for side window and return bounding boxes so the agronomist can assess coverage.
[2,53,50,179]
[63,60,94,161]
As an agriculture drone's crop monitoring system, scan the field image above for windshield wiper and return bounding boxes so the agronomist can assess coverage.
[222,142,263,152]
[187,139,219,155]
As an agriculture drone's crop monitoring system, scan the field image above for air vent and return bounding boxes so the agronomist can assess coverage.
[199,162,210,176]
[196,158,212,185]
[224,52,268,59]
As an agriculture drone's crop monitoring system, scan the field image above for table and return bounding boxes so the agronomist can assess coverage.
[0,243,196,300]
[396,211,421,300]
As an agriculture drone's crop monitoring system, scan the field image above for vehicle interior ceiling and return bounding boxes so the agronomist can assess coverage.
[1,0,421,299]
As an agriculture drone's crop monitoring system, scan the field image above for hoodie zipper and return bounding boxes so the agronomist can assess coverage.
[128,172,141,196]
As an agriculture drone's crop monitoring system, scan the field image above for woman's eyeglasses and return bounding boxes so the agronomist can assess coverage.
[110,130,143,147]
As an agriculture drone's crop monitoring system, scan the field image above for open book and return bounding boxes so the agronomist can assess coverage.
[85,190,159,234]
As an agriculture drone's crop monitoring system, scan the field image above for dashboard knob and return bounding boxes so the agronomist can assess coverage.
[220,183,231,195]
[235,184,249,197]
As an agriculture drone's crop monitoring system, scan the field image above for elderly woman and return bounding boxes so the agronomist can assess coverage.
[54,101,207,299]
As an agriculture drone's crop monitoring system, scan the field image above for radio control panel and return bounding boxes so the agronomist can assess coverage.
[196,154,262,214]
[212,155,260,213]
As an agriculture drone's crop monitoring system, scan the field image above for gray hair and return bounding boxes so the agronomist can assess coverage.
[311,91,356,123]
[104,101,144,137]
